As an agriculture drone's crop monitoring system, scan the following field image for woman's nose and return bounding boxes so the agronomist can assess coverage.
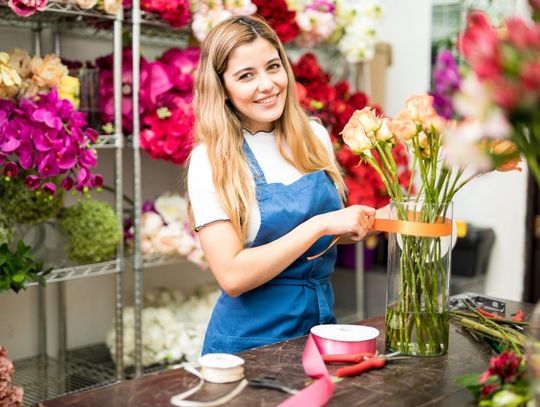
[257,73,273,92]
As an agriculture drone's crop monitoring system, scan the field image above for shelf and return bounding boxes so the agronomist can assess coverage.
[142,253,187,268]
[12,344,117,405]
[0,0,119,30]
[26,258,122,286]
[94,134,121,149]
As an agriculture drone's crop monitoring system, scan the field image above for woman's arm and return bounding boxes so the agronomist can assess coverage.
[198,204,375,297]
[337,204,390,244]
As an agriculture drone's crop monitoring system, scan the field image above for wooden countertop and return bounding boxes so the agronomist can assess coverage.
[42,299,531,407]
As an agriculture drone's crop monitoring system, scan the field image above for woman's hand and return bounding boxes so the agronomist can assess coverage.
[317,205,376,241]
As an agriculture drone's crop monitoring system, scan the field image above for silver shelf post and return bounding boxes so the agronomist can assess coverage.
[32,22,48,401]
[113,5,125,381]
[131,0,144,377]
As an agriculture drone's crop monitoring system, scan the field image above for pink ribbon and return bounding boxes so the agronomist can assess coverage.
[277,334,334,407]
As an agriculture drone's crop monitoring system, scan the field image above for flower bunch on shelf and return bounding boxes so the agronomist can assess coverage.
[124,192,207,269]
[442,7,540,186]
[0,87,101,197]
[58,198,121,263]
[291,52,411,208]
[0,346,23,406]
[97,47,199,165]
[286,0,383,63]
[0,48,79,106]
[8,0,121,17]
[251,0,299,44]
[191,0,258,43]
[106,285,220,366]
[123,0,191,28]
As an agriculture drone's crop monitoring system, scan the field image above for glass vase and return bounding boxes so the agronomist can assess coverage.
[384,198,453,356]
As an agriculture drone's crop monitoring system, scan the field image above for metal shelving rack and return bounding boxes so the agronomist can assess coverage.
[0,1,125,403]
[129,1,191,377]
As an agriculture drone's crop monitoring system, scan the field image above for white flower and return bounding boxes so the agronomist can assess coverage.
[141,212,164,237]
[191,9,232,42]
[223,0,257,15]
[154,192,187,224]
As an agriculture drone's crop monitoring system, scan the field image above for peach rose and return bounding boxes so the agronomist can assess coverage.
[376,117,394,142]
[389,111,417,141]
[405,94,437,124]
[0,52,22,87]
[29,54,68,88]
[341,114,373,153]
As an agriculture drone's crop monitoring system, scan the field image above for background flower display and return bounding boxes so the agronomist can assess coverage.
[286,0,383,63]
[442,8,540,185]
[106,285,219,366]
[97,47,199,165]
[190,0,258,43]
[124,192,207,269]
[8,0,121,17]
[291,51,412,209]
[0,346,23,406]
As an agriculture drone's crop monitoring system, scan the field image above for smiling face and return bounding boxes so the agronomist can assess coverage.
[222,37,289,133]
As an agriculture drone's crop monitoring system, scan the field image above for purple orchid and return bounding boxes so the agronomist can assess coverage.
[430,49,462,119]
[0,87,103,195]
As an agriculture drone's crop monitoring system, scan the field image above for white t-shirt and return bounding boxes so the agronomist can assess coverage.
[187,120,335,244]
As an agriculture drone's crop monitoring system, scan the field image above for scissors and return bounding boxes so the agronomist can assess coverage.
[248,375,299,395]
[323,351,408,378]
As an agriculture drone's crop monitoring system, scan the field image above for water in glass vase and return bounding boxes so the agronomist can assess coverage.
[385,306,449,356]
[384,199,453,357]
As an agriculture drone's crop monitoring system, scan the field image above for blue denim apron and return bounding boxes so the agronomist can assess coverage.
[202,140,342,354]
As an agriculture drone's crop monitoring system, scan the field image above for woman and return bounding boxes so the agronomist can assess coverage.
[187,15,375,355]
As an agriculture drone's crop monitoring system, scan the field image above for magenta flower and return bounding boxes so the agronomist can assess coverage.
[91,173,103,188]
[24,174,40,190]
[160,48,200,92]
[3,162,18,178]
[8,0,47,17]
[0,87,102,193]
[42,181,57,196]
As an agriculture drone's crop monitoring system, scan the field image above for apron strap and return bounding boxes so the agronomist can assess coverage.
[242,140,267,186]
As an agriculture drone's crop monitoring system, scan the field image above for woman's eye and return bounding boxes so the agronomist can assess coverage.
[268,63,281,70]
[239,72,253,80]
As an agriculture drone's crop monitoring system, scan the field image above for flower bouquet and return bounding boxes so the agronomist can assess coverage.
[0,346,23,406]
[341,95,517,355]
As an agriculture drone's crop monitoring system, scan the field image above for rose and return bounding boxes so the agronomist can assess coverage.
[8,0,47,17]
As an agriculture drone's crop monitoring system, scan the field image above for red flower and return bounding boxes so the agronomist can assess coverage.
[252,0,299,44]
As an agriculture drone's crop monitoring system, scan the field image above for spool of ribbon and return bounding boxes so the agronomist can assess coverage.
[307,215,452,261]
[277,324,380,407]
[170,353,248,407]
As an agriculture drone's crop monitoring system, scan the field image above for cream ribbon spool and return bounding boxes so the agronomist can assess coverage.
[170,353,248,407]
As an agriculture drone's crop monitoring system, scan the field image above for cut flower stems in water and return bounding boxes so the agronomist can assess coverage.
[340,95,519,356]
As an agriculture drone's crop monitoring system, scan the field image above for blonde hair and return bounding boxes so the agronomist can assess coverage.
[188,15,345,241]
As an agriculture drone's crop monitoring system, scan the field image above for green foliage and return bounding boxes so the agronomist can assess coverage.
[59,199,121,263]
[0,240,50,293]
[0,177,63,224]
[0,211,13,245]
